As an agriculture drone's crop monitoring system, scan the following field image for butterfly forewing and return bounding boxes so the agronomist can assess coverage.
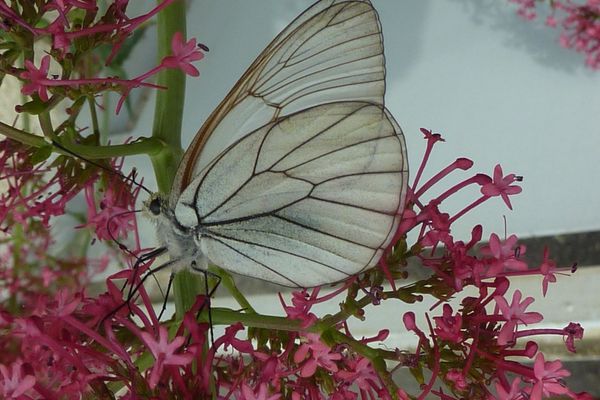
[170,0,386,204]
[174,102,407,287]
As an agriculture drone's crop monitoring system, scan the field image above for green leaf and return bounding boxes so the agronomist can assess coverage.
[17,98,50,115]
[30,145,52,164]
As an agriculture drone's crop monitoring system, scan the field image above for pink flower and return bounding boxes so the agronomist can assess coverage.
[79,164,139,241]
[20,55,51,101]
[161,31,205,76]
[139,326,194,389]
[494,290,543,345]
[480,233,527,275]
[294,333,342,377]
[539,247,557,296]
[279,289,318,328]
[480,164,522,210]
[446,369,468,391]
[529,353,571,400]
[433,304,463,343]
[563,322,584,353]
[0,361,36,399]
[336,356,380,393]
[495,377,524,400]
[240,383,281,400]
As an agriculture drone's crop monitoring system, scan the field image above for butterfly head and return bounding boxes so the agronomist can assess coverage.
[143,193,170,221]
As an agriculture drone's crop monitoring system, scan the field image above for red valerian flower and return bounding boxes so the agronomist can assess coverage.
[139,326,194,389]
[239,383,281,400]
[480,164,522,210]
[293,333,342,377]
[494,290,543,345]
[433,304,463,343]
[20,56,51,101]
[0,360,36,399]
[161,31,205,76]
[529,353,571,400]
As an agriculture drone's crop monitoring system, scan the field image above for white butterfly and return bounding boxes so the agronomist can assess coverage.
[147,0,408,288]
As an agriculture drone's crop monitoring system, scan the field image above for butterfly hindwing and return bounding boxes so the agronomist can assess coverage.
[174,102,407,287]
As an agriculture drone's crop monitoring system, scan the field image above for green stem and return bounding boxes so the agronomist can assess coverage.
[150,0,186,193]
[0,120,165,158]
[209,265,256,313]
[38,111,54,138]
[150,0,195,321]
[208,308,302,331]
[88,95,101,145]
[172,269,204,321]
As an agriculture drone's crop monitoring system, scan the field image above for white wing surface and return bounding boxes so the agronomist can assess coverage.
[174,102,408,287]
[171,0,386,202]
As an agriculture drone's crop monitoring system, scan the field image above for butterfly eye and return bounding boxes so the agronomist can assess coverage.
[149,198,161,216]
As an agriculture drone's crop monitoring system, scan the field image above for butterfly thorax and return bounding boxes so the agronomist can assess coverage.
[144,193,207,271]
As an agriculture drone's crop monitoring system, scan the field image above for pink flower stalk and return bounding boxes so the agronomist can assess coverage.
[411,128,445,192]
[19,55,164,112]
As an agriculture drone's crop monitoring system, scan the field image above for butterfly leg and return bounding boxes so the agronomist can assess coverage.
[157,271,175,321]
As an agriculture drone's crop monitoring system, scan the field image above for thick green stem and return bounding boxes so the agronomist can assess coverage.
[150,0,198,320]
[150,0,186,193]
[173,269,205,321]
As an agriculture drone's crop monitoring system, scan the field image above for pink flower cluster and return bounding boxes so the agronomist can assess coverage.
[0,125,593,398]
[1,0,206,112]
[508,0,600,68]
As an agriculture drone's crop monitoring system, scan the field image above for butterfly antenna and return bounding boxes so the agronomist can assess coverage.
[50,139,153,196]
[106,209,145,260]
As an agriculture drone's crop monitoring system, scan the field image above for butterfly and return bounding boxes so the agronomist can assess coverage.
[146,0,408,288]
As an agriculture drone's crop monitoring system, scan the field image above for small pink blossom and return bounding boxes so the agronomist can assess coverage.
[530,353,571,400]
[481,164,522,210]
[563,322,584,353]
[537,249,556,298]
[336,356,381,393]
[480,233,527,275]
[294,333,342,377]
[494,290,543,345]
[20,55,51,101]
[495,376,524,400]
[433,304,463,343]
[279,289,318,328]
[161,31,205,76]
[139,326,194,389]
[0,361,36,399]
[446,369,468,391]
[240,383,281,400]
